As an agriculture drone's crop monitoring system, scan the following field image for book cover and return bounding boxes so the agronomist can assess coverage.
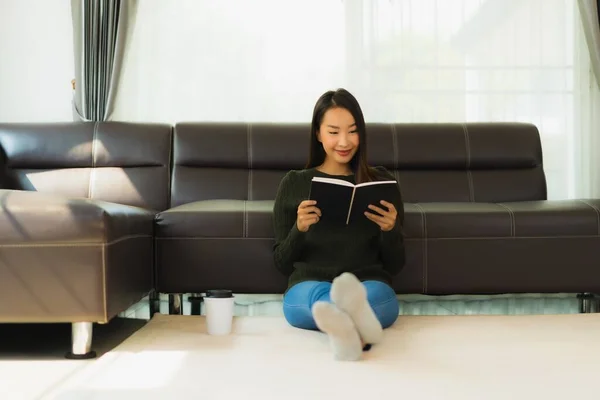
[308,177,401,225]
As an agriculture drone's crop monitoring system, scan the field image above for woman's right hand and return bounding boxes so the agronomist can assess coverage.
[296,200,321,232]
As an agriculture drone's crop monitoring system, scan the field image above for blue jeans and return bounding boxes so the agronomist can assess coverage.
[283,280,399,330]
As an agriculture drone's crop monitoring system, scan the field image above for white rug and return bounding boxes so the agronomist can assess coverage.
[43,313,600,399]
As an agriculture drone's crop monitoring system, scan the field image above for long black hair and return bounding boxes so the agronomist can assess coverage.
[305,88,377,184]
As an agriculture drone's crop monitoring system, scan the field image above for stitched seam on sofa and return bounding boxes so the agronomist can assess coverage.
[156,236,275,240]
[154,235,600,240]
[424,235,600,239]
[243,201,247,238]
[102,242,107,321]
[247,123,253,201]
[413,203,427,293]
[0,234,152,248]
[166,126,174,209]
[159,210,260,214]
[103,233,152,245]
[248,170,254,202]
[390,124,399,171]
[496,203,515,237]
[88,121,99,199]
[577,199,600,235]
[462,123,475,202]
[390,124,402,191]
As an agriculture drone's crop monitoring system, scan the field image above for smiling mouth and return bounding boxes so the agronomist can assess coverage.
[336,150,352,156]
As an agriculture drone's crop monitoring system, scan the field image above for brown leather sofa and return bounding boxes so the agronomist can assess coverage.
[2,121,599,358]
[0,122,171,359]
[155,122,600,305]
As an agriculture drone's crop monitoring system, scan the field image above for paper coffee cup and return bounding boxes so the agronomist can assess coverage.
[204,289,235,335]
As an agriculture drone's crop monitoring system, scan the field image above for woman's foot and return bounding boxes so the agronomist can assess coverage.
[312,302,363,361]
[331,272,383,345]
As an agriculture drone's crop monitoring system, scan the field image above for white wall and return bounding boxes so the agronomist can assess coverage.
[0,0,74,122]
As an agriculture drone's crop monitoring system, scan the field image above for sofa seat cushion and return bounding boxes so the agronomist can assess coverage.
[404,199,600,294]
[155,200,274,238]
[405,200,600,239]
[155,198,600,240]
[154,198,600,295]
[0,189,155,244]
[155,199,282,294]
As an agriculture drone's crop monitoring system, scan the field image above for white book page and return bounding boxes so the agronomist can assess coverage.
[311,177,355,187]
[355,180,397,188]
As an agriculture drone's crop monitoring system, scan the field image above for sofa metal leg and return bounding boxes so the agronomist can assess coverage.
[169,294,183,315]
[65,322,96,359]
[149,290,160,317]
[578,293,598,313]
[189,294,203,315]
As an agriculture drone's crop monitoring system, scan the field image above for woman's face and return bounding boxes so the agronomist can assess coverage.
[317,107,360,168]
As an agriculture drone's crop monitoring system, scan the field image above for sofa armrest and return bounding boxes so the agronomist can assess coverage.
[0,189,155,245]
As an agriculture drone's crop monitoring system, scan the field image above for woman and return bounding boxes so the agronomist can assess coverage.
[272,88,405,361]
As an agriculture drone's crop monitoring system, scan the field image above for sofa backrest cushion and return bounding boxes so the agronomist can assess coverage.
[0,122,172,211]
[171,122,546,206]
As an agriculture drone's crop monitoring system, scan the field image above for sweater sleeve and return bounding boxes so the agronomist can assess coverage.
[374,166,406,276]
[272,171,307,276]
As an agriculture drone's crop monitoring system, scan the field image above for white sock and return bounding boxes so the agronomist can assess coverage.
[311,301,362,361]
[331,272,383,345]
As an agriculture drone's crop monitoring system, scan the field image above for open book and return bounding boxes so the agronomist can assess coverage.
[308,177,401,225]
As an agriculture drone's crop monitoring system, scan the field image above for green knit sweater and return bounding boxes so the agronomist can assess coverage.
[272,166,405,290]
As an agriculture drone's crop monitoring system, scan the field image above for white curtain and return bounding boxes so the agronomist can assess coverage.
[0,0,74,122]
[112,0,600,200]
[0,0,598,200]
[574,0,600,198]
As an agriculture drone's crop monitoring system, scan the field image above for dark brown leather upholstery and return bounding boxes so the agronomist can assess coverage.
[0,122,172,324]
[3,119,596,323]
[157,122,600,295]
[0,122,171,211]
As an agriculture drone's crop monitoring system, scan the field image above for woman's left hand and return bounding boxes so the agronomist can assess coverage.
[365,200,397,231]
